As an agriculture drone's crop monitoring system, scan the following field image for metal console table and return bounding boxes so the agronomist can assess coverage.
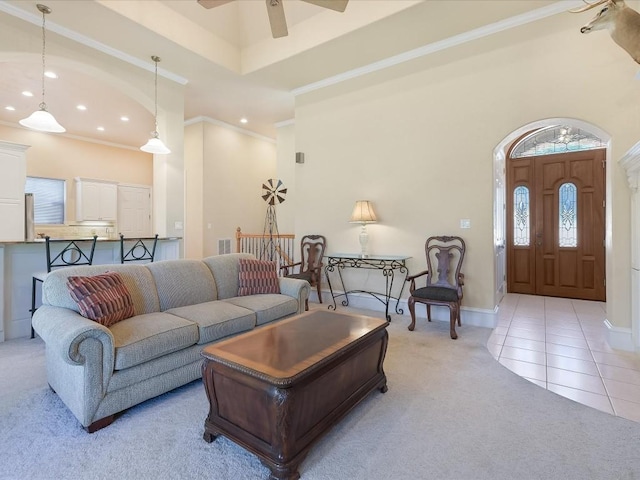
[324,253,410,321]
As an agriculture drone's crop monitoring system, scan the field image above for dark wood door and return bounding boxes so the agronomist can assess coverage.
[507,149,605,301]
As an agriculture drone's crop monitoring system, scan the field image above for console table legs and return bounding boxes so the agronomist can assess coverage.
[324,255,409,321]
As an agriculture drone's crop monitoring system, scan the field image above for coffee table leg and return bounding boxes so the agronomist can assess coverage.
[203,429,219,443]
[261,459,301,480]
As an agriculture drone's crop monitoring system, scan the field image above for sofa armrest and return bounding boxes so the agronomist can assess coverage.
[32,305,115,378]
[278,277,311,314]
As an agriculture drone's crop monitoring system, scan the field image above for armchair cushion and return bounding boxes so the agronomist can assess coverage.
[66,272,135,327]
[412,286,459,302]
[238,259,280,296]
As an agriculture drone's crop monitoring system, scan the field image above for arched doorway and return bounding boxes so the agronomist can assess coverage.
[493,119,611,305]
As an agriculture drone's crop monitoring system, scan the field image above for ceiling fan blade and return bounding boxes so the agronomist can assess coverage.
[266,0,288,38]
[197,0,234,9]
[300,0,348,12]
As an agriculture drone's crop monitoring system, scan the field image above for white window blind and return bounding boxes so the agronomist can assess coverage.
[25,176,65,224]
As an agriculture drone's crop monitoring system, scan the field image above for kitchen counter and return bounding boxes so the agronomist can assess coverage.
[0,236,181,245]
[0,237,182,341]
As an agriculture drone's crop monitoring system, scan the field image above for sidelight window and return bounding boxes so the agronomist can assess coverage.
[559,182,577,247]
[513,185,530,246]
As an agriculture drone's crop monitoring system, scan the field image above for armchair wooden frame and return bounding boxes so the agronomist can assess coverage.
[406,236,466,339]
[281,234,327,310]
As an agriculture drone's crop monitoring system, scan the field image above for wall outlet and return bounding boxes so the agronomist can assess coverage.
[174,221,183,230]
[460,219,471,229]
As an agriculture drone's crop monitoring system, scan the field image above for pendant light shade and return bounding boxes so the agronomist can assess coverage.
[140,55,170,154]
[140,133,171,154]
[19,4,65,133]
[19,107,65,133]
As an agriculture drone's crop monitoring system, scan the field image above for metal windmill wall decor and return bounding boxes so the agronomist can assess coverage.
[260,179,287,262]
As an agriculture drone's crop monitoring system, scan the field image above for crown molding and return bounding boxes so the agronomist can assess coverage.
[292,0,585,96]
[185,116,276,143]
[0,2,188,85]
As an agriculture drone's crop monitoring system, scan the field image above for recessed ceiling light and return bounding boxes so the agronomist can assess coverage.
[22,91,33,97]
[76,105,87,111]
[120,116,129,122]
[97,126,105,131]
[5,106,15,111]
[240,118,248,124]
[44,71,57,79]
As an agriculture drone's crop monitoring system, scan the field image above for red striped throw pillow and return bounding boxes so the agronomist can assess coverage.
[66,272,135,327]
[237,259,280,296]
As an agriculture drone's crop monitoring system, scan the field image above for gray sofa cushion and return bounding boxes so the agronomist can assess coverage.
[42,263,160,315]
[147,260,217,311]
[202,253,254,300]
[166,301,256,344]
[110,312,199,370]
[223,294,298,325]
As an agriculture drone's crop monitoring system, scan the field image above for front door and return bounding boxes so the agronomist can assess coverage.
[507,149,605,301]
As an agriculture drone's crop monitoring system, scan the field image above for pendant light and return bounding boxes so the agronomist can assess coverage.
[19,4,65,133]
[140,56,170,154]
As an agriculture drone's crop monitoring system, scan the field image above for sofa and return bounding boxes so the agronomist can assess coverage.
[32,253,310,432]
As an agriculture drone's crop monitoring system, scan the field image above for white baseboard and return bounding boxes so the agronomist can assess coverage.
[312,289,498,329]
[604,320,637,352]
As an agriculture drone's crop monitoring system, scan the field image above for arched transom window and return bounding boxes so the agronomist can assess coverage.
[510,125,605,158]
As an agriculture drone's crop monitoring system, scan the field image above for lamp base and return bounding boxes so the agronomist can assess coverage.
[359,225,369,258]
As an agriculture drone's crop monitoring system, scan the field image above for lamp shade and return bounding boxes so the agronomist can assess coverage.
[140,133,171,154]
[349,200,377,224]
[19,107,65,133]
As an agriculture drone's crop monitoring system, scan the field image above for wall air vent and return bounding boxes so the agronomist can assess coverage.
[218,238,231,255]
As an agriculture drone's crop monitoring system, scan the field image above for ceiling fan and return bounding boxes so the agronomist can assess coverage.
[197,0,349,38]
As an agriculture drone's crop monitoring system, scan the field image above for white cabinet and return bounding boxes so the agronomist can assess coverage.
[0,141,29,241]
[75,178,117,221]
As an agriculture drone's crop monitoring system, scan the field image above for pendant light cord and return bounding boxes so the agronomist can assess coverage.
[153,56,159,133]
[39,6,46,109]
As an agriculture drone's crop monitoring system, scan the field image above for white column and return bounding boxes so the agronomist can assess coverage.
[618,143,640,350]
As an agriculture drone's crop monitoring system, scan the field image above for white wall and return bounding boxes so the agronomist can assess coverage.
[290,9,638,328]
[184,119,277,259]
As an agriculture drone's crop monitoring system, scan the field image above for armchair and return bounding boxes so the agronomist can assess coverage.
[406,236,466,339]
[281,234,327,310]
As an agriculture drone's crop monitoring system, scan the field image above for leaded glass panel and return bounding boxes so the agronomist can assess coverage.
[513,186,529,246]
[559,182,577,247]
[510,125,605,158]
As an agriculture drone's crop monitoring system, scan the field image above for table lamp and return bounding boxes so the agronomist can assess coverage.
[350,200,378,258]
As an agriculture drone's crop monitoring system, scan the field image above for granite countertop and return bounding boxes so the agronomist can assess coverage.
[1,237,181,245]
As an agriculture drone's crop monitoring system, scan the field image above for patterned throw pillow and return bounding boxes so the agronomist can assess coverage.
[237,259,281,296]
[66,272,135,327]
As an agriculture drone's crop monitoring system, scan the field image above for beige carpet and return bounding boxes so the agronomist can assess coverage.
[1,309,640,480]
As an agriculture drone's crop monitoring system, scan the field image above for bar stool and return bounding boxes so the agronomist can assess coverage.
[120,234,158,263]
[30,236,98,338]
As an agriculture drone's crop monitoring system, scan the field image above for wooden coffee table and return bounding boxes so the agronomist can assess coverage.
[201,310,389,480]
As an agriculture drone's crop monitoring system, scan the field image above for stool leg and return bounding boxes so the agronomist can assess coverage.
[30,277,39,339]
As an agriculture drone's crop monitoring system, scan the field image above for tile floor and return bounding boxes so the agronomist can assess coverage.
[488,293,640,423]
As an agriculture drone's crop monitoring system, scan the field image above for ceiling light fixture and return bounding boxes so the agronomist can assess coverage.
[19,4,65,133]
[22,91,33,97]
[76,105,87,111]
[140,55,170,154]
